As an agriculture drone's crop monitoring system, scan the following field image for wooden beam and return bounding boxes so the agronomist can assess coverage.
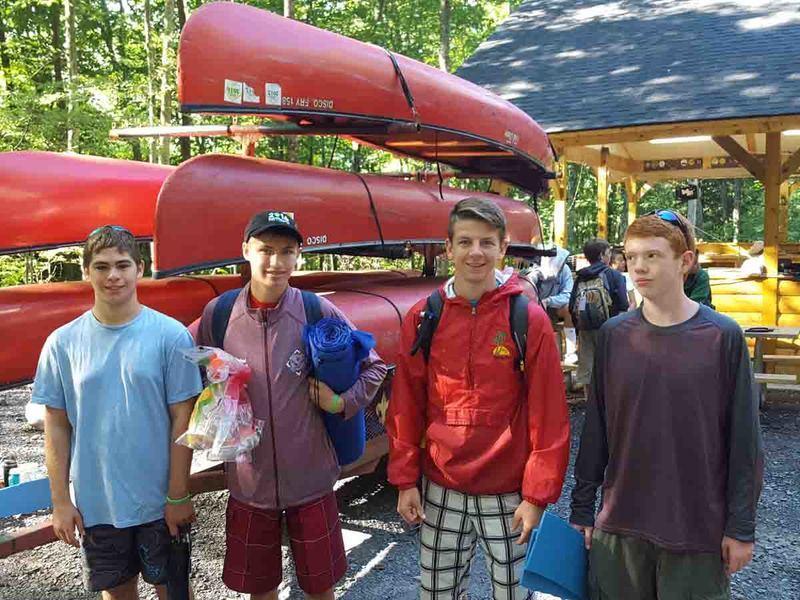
[548,115,800,147]
[746,133,757,153]
[0,521,55,559]
[763,132,781,326]
[551,155,568,247]
[712,135,765,181]
[488,180,511,195]
[639,168,752,183]
[781,146,800,181]
[597,147,609,239]
[625,177,639,227]
[562,146,642,175]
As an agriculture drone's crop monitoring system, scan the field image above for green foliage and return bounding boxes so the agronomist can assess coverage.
[537,164,783,254]
[0,0,792,288]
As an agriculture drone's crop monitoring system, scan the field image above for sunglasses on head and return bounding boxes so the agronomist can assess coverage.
[88,225,133,238]
[645,209,691,249]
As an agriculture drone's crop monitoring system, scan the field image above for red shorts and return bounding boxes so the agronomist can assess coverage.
[222,492,347,595]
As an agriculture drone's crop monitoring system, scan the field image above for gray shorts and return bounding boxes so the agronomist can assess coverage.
[80,519,171,592]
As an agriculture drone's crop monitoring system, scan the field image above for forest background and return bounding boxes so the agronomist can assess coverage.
[1,0,795,286]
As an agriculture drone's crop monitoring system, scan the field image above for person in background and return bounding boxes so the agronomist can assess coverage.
[569,239,629,393]
[611,248,638,308]
[522,245,577,364]
[684,254,715,309]
[741,241,767,277]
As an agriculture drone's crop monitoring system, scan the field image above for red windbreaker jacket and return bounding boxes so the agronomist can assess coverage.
[386,275,570,506]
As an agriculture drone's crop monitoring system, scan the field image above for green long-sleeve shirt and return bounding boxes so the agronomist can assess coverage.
[684,268,714,309]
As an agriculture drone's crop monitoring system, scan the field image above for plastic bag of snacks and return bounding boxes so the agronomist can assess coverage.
[176,347,262,463]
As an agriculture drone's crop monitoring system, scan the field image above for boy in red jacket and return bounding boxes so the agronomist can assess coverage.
[386,197,570,599]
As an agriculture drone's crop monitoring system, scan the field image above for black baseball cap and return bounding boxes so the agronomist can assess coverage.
[243,211,303,245]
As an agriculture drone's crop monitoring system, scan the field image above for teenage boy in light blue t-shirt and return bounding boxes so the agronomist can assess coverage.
[32,226,202,600]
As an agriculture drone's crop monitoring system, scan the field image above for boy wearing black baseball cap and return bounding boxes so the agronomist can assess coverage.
[195,211,387,600]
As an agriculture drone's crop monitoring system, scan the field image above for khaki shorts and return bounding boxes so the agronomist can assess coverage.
[577,329,600,385]
[589,529,730,600]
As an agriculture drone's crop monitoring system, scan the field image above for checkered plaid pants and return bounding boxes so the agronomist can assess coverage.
[419,479,533,600]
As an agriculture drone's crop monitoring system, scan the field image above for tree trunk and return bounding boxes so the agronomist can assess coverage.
[117,0,127,62]
[733,179,742,244]
[176,0,191,162]
[143,0,157,162]
[158,0,176,165]
[63,0,78,151]
[49,4,63,100]
[438,0,451,72]
[98,0,117,68]
[130,139,143,162]
[0,9,12,92]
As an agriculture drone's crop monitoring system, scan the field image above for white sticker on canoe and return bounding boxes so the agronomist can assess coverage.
[504,130,520,146]
[224,79,243,104]
[265,83,282,106]
[243,83,260,103]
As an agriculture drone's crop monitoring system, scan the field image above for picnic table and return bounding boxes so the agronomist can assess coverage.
[742,326,800,405]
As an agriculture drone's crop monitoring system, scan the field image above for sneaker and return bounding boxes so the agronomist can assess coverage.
[563,353,578,366]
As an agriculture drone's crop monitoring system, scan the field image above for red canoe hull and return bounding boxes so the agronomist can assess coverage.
[0,270,418,389]
[0,151,172,254]
[178,2,554,193]
[0,276,241,390]
[153,154,541,278]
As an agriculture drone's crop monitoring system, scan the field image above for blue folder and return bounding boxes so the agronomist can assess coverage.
[0,477,52,518]
[520,512,588,600]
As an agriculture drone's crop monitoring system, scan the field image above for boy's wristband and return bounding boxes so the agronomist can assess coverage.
[328,393,343,414]
[166,493,191,505]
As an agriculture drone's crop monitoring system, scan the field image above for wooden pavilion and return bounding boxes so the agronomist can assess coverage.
[458,0,800,337]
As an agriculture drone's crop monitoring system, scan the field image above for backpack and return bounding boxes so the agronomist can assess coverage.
[211,288,322,348]
[571,271,612,331]
[410,290,529,372]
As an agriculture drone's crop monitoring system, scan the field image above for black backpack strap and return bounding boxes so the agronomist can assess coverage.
[301,290,323,326]
[211,288,242,349]
[410,290,445,361]
[509,294,529,372]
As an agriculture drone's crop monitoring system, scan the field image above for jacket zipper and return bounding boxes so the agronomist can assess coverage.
[264,314,281,508]
[468,303,477,389]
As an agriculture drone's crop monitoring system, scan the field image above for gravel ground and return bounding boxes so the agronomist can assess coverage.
[1,386,798,599]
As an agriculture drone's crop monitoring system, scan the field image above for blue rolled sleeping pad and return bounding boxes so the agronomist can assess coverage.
[304,317,376,465]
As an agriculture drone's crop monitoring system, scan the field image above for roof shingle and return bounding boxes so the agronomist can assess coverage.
[456,0,800,133]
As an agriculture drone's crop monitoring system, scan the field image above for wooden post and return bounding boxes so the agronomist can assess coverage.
[779,181,790,243]
[762,132,781,326]
[240,135,257,157]
[551,155,568,247]
[625,176,638,228]
[597,147,609,239]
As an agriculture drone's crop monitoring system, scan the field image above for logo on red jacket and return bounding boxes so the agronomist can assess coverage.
[492,330,512,358]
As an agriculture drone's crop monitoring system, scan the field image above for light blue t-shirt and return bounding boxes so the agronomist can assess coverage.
[31,306,203,528]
